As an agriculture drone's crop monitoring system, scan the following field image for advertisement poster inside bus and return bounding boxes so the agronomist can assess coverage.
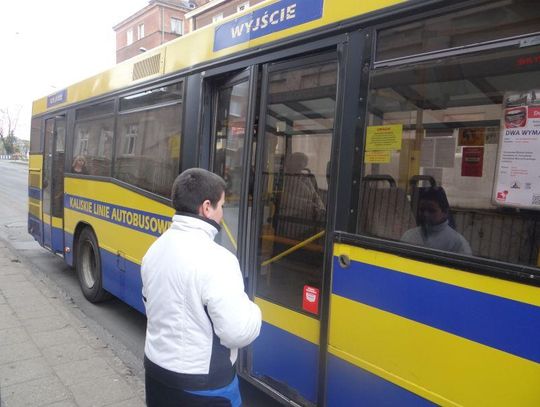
[494,91,540,208]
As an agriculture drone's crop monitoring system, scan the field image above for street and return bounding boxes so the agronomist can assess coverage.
[0,160,279,406]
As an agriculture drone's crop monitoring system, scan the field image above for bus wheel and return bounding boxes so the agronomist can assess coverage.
[76,227,109,303]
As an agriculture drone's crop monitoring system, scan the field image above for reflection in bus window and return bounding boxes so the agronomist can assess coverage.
[360,44,540,267]
[256,60,337,312]
[73,118,114,177]
[401,186,472,255]
[213,79,249,254]
[114,83,183,197]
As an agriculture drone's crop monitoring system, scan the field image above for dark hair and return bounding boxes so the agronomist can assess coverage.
[284,152,309,173]
[419,186,450,213]
[171,168,226,214]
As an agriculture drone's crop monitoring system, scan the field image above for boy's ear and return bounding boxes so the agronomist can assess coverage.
[198,200,211,218]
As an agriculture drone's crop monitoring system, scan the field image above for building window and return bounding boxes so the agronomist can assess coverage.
[127,29,133,45]
[74,128,89,156]
[122,125,138,156]
[212,13,224,23]
[138,23,145,40]
[171,17,183,35]
[237,2,249,12]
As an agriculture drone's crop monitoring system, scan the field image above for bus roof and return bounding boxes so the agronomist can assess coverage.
[32,0,405,116]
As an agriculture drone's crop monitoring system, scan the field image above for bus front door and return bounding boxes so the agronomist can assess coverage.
[42,115,66,254]
[248,53,338,405]
[208,53,338,405]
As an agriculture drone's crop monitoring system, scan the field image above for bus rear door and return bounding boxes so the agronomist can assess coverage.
[42,115,66,254]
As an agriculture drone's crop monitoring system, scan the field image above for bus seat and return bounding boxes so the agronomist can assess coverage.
[359,175,416,241]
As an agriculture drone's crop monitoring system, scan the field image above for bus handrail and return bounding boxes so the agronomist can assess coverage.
[261,230,325,267]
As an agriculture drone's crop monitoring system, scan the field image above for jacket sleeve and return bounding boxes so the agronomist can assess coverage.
[202,251,262,349]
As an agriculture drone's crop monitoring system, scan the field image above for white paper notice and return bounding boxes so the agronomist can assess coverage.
[494,91,540,208]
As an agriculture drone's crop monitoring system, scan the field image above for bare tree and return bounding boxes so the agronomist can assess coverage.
[0,106,22,155]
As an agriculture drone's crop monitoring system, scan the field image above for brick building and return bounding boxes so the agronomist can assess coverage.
[113,0,197,63]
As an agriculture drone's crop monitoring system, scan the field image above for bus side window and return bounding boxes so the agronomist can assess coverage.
[359,43,540,267]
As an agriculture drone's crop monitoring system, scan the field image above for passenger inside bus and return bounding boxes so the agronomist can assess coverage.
[276,152,326,240]
[71,155,89,175]
[401,186,472,255]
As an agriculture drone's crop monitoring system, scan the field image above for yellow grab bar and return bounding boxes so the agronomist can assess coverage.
[261,230,325,267]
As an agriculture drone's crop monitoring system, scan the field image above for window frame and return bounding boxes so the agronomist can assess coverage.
[138,23,145,40]
[171,17,183,35]
[113,79,185,198]
[349,4,540,284]
[127,28,133,46]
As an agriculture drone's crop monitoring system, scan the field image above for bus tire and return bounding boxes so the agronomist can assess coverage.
[76,227,109,303]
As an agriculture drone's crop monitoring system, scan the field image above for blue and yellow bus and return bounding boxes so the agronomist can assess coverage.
[28,0,540,405]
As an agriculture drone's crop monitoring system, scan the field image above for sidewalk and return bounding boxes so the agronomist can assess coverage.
[0,240,146,406]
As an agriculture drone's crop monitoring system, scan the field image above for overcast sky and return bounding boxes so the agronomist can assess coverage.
[0,0,149,140]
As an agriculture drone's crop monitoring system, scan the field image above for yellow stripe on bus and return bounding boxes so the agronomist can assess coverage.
[255,297,319,345]
[329,294,540,407]
[29,198,41,219]
[51,217,63,228]
[29,154,43,171]
[334,243,540,308]
[64,178,174,215]
[64,208,155,266]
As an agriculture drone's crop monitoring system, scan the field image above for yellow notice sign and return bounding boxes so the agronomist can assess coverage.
[169,135,180,158]
[365,151,391,163]
[366,124,403,151]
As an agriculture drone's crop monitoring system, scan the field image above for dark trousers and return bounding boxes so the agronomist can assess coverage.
[145,371,233,407]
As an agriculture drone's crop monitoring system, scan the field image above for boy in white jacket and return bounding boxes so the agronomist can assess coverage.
[142,168,261,407]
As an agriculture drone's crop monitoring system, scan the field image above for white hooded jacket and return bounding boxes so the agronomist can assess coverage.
[141,213,261,390]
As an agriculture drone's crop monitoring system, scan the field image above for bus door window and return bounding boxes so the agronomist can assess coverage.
[42,119,54,228]
[51,116,66,219]
[212,76,251,254]
[42,115,65,251]
[256,59,337,312]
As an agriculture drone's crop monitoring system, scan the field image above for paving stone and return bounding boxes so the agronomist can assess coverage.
[0,310,20,330]
[6,293,53,308]
[53,357,115,387]
[0,266,21,276]
[0,233,146,406]
[0,304,14,317]
[0,357,53,387]
[77,327,110,351]
[69,375,135,407]
[2,375,70,406]
[1,282,41,299]
[0,274,27,284]
[13,302,58,320]
[0,326,29,347]
[0,340,41,365]
[22,315,70,334]
[30,326,83,349]
[41,342,99,367]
